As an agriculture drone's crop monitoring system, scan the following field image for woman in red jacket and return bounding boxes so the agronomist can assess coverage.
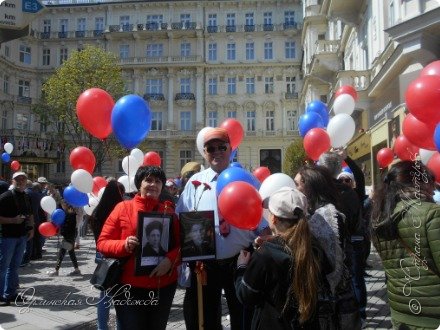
[97,166,180,330]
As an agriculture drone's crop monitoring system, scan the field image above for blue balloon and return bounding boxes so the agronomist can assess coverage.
[229,148,238,162]
[111,94,151,149]
[434,123,440,152]
[216,167,260,196]
[298,112,324,137]
[306,100,329,127]
[342,166,353,174]
[1,152,10,163]
[51,208,66,227]
[230,162,242,168]
[63,185,88,208]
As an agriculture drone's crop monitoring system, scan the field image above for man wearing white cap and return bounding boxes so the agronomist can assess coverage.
[0,172,34,305]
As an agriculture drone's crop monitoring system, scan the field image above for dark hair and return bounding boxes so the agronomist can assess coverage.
[371,160,435,240]
[297,165,341,212]
[134,166,166,190]
[91,180,125,241]
[145,220,163,236]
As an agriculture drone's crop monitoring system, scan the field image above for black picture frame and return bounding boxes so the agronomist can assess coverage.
[180,211,216,262]
[135,212,172,275]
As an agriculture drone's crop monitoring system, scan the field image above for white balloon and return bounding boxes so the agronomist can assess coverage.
[333,94,355,115]
[98,186,106,199]
[4,142,13,154]
[71,169,93,193]
[326,114,356,148]
[118,175,137,193]
[419,148,436,165]
[122,155,140,177]
[40,196,56,214]
[130,148,144,167]
[259,173,295,201]
[83,197,98,216]
[196,127,214,157]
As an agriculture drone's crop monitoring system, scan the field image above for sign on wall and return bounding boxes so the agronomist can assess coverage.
[0,0,45,30]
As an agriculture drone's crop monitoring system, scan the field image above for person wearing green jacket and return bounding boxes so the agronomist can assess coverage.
[371,160,440,329]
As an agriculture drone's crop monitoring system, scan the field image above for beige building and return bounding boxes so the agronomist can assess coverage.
[301,0,440,186]
[0,0,303,182]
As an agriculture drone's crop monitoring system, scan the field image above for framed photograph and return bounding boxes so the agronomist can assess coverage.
[180,211,216,262]
[135,212,172,275]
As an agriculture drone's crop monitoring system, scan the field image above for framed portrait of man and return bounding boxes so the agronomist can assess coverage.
[180,211,216,262]
[135,212,172,275]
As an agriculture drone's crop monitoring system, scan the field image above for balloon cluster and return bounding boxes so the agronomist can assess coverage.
[376,60,440,180]
[1,142,21,171]
[38,196,64,237]
[299,86,357,160]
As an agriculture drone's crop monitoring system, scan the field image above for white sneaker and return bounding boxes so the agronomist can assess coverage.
[47,270,59,277]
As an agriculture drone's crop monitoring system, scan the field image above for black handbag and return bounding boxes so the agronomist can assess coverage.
[90,257,129,291]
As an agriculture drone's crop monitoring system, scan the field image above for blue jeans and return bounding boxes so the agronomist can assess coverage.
[95,252,113,330]
[0,236,27,299]
[351,240,367,319]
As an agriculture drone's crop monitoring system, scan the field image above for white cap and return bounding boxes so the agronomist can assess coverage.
[165,179,176,187]
[12,171,27,180]
[37,177,48,183]
[337,171,355,182]
[265,186,308,220]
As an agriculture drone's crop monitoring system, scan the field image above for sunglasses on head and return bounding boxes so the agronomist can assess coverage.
[339,178,352,183]
[205,145,228,153]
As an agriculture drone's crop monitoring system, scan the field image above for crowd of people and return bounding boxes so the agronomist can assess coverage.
[0,127,439,330]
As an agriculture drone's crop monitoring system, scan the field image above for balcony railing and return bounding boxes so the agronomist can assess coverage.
[207,26,218,33]
[263,24,274,31]
[41,32,50,39]
[93,30,103,37]
[244,25,255,32]
[143,93,165,102]
[225,25,236,32]
[58,31,67,38]
[17,96,32,104]
[283,22,298,30]
[175,93,195,101]
[75,30,85,38]
[119,55,202,65]
[285,92,299,99]
[315,39,340,54]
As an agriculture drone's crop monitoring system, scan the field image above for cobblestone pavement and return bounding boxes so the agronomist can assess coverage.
[0,235,391,329]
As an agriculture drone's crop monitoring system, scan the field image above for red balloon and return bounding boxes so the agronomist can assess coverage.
[402,114,436,150]
[393,135,419,161]
[405,75,440,125]
[10,160,20,171]
[303,128,331,161]
[376,148,394,168]
[70,146,96,174]
[253,167,271,183]
[335,85,358,101]
[427,152,440,183]
[143,151,161,166]
[92,176,108,196]
[220,119,244,150]
[218,181,262,230]
[76,88,114,139]
[420,60,440,78]
[39,222,58,237]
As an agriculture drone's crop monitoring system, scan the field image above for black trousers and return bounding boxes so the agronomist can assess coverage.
[114,283,177,330]
[55,247,78,270]
[183,257,252,330]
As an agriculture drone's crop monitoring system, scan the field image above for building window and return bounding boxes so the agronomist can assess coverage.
[389,1,395,26]
[181,43,191,57]
[246,78,255,94]
[264,42,273,60]
[180,13,191,28]
[2,110,7,129]
[56,154,66,173]
[287,110,297,131]
[227,78,236,94]
[265,77,274,94]
[227,43,236,60]
[16,113,29,130]
[208,78,217,95]
[119,44,129,59]
[285,41,296,59]
[77,18,86,31]
[18,80,30,97]
[151,111,163,130]
[180,111,191,131]
[19,45,31,64]
[95,17,104,31]
[227,111,237,118]
[180,150,192,169]
[208,14,217,27]
[146,44,163,57]
[147,15,163,25]
[43,19,51,33]
[42,49,50,65]
[265,111,274,131]
[4,45,9,57]
[284,11,295,25]
[120,16,130,31]
[263,12,272,25]
[60,18,68,32]
[245,42,254,60]
[208,111,217,127]
[286,77,296,93]
[3,75,9,94]
[226,13,235,27]
[146,79,162,94]
[245,13,254,26]
[59,48,68,65]
[180,78,191,93]
[246,111,256,131]
[208,43,217,61]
